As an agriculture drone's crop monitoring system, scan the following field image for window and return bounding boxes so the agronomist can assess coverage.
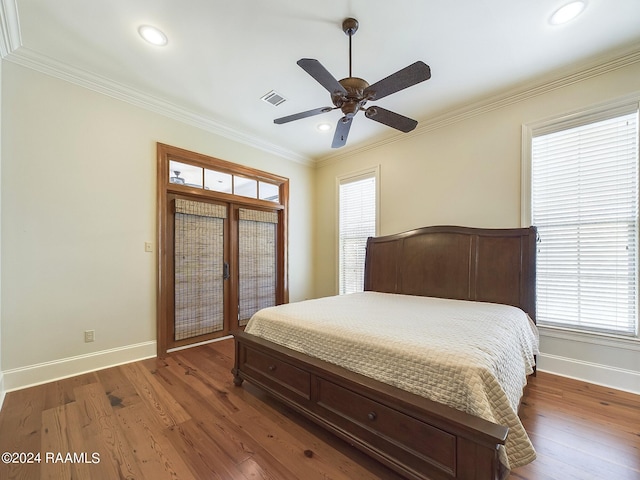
[168,159,280,203]
[338,168,378,295]
[525,104,639,336]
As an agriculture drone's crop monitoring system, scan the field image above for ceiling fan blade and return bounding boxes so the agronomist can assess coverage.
[297,59,348,96]
[364,61,431,101]
[332,117,353,148]
[274,106,334,124]
[365,106,418,133]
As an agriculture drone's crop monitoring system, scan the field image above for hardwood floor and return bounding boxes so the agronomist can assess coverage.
[0,339,638,480]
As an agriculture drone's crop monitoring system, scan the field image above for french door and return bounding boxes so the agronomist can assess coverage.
[170,196,230,345]
[157,144,288,356]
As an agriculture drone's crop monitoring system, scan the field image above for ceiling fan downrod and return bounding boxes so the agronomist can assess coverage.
[342,18,358,78]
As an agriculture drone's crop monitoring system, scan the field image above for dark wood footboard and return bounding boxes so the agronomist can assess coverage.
[232,330,508,480]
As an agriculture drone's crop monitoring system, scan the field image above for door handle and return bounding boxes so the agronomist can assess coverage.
[223,262,230,280]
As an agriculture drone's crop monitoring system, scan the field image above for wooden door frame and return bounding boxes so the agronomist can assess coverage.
[156,143,289,357]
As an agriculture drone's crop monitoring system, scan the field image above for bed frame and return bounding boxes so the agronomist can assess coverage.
[232,225,537,480]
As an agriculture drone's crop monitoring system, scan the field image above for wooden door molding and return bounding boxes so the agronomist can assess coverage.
[156,143,289,357]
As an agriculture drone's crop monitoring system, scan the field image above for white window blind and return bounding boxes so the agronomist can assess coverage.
[339,172,377,295]
[531,107,639,336]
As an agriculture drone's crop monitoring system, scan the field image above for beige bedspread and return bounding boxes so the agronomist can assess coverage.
[245,291,538,470]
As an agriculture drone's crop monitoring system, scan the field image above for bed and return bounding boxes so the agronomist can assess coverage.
[232,225,538,480]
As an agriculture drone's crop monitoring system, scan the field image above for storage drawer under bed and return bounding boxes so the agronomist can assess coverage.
[315,377,457,477]
[240,345,312,402]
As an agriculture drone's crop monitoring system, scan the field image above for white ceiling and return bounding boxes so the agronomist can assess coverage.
[2,0,640,163]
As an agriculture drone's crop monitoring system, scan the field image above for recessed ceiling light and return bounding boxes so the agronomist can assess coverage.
[550,1,586,25]
[317,123,332,132]
[138,25,168,46]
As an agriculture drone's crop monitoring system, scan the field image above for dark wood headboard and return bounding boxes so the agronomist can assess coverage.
[364,225,537,322]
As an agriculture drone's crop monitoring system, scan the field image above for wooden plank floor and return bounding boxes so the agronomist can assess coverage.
[0,338,638,480]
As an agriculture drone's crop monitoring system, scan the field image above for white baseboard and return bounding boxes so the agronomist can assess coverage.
[1,341,157,393]
[0,371,6,411]
[1,342,636,406]
[538,352,640,395]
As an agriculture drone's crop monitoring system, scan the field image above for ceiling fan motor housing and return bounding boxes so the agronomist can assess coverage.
[333,77,370,116]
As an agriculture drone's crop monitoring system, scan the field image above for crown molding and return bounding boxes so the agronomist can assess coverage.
[3,1,638,169]
[0,3,314,167]
[0,0,20,57]
[316,43,640,169]
[5,47,313,166]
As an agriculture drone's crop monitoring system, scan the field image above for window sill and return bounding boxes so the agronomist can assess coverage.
[538,324,640,352]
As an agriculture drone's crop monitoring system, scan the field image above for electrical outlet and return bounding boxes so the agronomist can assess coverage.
[84,330,95,343]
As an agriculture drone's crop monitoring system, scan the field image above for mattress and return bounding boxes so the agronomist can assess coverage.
[244,291,539,470]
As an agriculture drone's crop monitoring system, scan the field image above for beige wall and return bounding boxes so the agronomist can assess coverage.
[0,62,314,384]
[314,59,640,393]
[314,60,640,297]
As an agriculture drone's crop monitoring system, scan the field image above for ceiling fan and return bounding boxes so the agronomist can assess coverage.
[274,18,431,148]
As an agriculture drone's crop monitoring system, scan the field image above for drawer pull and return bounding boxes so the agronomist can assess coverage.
[367,412,377,421]
[268,364,277,371]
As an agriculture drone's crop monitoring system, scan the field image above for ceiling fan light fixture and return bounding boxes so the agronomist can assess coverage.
[138,25,168,46]
[550,1,586,25]
[317,122,332,132]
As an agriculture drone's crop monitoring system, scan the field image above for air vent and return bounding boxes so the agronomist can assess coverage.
[261,90,287,107]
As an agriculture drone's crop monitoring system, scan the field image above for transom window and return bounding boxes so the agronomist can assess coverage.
[169,159,280,203]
